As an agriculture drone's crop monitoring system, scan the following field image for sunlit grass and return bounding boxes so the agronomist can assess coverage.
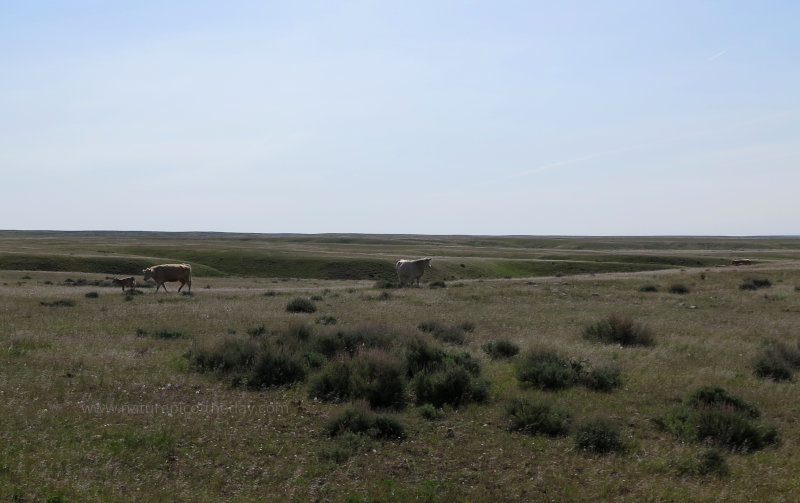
[1,234,800,501]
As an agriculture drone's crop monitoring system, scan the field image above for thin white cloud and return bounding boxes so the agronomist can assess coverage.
[708,47,733,62]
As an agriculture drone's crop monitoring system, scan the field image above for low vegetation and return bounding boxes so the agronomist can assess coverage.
[2,232,798,501]
[753,339,800,381]
[325,405,406,439]
[668,283,691,294]
[655,386,779,452]
[582,314,655,347]
[505,397,571,437]
[574,417,628,454]
[482,339,520,359]
[740,278,772,291]
[286,297,317,313]
[417,320,475,345]
[514,349,622,392]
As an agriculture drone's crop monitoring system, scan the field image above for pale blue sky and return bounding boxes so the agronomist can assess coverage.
[2,1,798,235]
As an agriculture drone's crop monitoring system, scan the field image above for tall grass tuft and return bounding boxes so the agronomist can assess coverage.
[515,349,576,390]
[582,314,655,347]
[574,417,627,454]
[406,336,488,407]
[740,278,772,291]
[668,284,690,294]
[325,405,406,440]
[40,299,75,307]
[753,339,800,381]
[505,397,571,437]
[308,350,406,409]
[482,339,520,359]
[286,297,317,313]
[417,320,474,345]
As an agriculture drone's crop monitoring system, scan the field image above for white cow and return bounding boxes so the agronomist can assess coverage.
[142,264,192,293]
[396,257,432,286]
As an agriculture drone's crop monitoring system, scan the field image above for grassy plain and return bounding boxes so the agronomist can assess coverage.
[2,232,800,502]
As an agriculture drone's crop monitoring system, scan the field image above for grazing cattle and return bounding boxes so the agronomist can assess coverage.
[106,276,136,291]
[396,257,432,286]
[732,259,752,266]
[142,264,192,293]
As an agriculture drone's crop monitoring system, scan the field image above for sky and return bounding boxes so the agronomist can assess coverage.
[2,1,798,236]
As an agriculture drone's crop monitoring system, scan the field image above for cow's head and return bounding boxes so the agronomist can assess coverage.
[142,268,153,280]
[424,257,432,268]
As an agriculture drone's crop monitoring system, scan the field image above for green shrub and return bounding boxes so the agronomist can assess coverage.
[188,337,259,373]
[405,337,448,376]
[675,448,729,478]
[315,315,338,326]
[85,291,99,298]
[313,326,395,358]
[668,284,690,294]
[308,360,353,402]
[318,431,370,464]
[429,281,447,289]
[574,417,627,454]
[418,403,444,421]
[308,350,406,409]
[483,339,520,359]
[413,363,489,407]
[740,278,772,291]
[325,406,406,440]
[689,409,778,452]
[639,284,658,292]
[432,327,466,345]
[405,337,487,407]
[753,339,800,381]
[188,337,306,388]
[246,351,307,388]
[40,299,75,307]
[515,350,575,390]
[580,364,623,393]
[582,314,655,347]
[247,325,267,337]
[417,320,474,345]
[655,386,778,452]
[684,385,760,418]
[285,323,313,341]
[153,328,184,339]
[505,398,571,437]
[286,297,317,313]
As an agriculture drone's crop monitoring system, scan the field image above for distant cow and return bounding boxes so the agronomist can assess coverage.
[106,276,136,291]
[142,264,192,293]
[732,259,752,266]
[396,257,432,286]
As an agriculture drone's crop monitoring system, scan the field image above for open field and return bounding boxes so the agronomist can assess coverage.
[2,232,800,502]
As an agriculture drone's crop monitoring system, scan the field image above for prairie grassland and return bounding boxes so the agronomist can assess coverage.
[2,233,800,502]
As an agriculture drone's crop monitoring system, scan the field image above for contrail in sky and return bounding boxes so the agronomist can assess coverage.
[708,47,733,61]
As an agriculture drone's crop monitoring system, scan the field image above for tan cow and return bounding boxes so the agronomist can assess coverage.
[142,264,192,293]
[396,257,432,286]
[106,276,136,291]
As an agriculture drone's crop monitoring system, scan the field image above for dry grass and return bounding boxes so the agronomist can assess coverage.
[2,234,800,501]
